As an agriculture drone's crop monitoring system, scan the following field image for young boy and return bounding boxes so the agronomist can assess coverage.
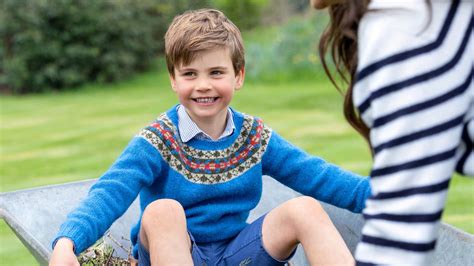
[50,9,370,266]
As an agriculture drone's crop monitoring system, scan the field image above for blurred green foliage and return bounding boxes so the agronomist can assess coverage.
[245,11,329,82]
[0,0,317,94]
[0,0,211,94]
[212,0,268,30]
[1,0,156,93]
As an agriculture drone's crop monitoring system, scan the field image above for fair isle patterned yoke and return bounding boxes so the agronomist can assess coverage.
[139,113,272,184]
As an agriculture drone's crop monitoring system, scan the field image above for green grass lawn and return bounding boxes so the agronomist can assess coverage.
[1,62,473,265]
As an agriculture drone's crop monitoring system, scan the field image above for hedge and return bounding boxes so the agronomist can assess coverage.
[0,0,272,94]
[1,0,167,93]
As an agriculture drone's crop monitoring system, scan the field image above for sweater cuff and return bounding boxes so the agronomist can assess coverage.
[52,225,86,255]
[51,236,76,253]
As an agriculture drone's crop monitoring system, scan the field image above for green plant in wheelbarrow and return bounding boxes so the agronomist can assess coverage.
[78,233,131,266]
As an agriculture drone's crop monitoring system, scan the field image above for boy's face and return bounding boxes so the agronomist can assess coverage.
[170,48,244,123]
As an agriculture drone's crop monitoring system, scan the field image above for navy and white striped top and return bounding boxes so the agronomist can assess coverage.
[353,0,473,265]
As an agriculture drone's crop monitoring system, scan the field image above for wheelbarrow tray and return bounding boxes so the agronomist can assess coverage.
[1,176,473,265]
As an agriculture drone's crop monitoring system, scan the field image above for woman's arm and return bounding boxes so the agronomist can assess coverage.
[353,2,472,264]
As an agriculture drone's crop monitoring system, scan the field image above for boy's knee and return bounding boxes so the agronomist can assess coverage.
[291,196,322,212]
[140,199,187,249]
[286,196,324,220]
[280,197,327,235]
[266,196,324,237]
[142,199,186,225]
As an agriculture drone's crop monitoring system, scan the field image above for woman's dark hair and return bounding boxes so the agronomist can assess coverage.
[318,1,371,146]
[318,0,432,151]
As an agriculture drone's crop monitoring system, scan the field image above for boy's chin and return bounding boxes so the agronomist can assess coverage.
[192,109,228,120]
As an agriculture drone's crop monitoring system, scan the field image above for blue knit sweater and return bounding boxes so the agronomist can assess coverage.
[53,106,371,258]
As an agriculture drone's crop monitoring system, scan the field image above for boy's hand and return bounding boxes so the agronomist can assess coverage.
[49,238,79,266]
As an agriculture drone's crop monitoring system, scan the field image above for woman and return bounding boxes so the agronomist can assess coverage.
[311,0,473,264]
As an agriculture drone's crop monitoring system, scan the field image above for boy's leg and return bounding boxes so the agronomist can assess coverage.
[262,196,354,265]
[139,199,193,265]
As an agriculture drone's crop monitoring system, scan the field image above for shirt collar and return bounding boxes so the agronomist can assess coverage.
[177,105,235,143]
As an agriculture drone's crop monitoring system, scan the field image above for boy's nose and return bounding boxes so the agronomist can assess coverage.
[195,77,212,91]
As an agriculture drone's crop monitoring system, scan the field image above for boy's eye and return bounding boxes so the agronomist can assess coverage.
[182,72,196,77]
[211,70,223,75]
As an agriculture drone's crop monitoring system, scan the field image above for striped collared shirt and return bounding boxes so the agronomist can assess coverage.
[177,105,235,142]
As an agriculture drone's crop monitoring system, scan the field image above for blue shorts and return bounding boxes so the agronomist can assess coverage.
[137,215,296,266]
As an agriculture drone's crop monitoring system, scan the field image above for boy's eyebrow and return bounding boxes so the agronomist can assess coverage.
[209,66,229,70]
[177,66,229,71]
[176,67,196,72]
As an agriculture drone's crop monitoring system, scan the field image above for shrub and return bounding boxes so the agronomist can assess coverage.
[0,0,296,94]
[245,11,330,82]
[0,0,160,94]
[212,0,268,30]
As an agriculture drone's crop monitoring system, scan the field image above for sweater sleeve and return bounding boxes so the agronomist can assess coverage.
[52,136,162,255]
[353,1,472,265]
[262,131,371,213]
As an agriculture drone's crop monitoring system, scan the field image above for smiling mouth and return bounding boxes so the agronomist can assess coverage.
[193,97,219,103]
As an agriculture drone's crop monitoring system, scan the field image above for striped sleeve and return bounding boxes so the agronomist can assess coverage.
[353,0,473,265]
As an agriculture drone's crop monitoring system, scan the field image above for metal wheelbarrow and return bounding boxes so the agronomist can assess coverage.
[1,176,473,265]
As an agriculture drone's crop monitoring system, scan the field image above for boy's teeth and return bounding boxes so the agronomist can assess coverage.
[196,97,215,103]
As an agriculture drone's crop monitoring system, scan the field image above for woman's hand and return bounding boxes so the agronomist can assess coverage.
[49,238,79,266]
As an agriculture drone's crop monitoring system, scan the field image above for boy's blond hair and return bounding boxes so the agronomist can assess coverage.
[165,9,245,77]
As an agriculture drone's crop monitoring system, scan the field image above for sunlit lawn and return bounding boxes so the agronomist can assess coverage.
[1,61,473,264]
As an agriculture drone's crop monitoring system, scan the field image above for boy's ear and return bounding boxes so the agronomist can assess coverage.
[169,74,177,92]
[235,67,245,90]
